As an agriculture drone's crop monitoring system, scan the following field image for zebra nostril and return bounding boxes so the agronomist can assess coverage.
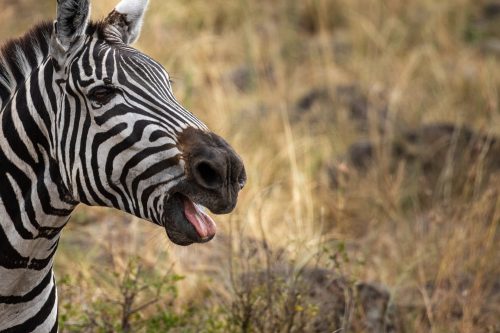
[179,127,246,198]
[193,160,223,190]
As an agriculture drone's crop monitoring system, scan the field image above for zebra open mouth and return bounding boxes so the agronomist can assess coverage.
[163,193,217,246]
[181,195,216,239]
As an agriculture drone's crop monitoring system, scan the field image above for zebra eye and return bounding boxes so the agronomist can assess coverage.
[88,86,118,105]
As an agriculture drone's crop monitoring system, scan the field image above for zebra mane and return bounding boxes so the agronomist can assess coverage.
[0,22,53,111]
[0,20,106,112]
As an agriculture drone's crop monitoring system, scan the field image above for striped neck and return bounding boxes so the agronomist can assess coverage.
[0,33,75,331]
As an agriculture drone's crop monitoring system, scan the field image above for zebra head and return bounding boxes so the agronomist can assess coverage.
[49,0,246,245]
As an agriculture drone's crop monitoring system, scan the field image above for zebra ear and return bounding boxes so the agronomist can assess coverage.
[104,0,149,45]
[54,0,91,49]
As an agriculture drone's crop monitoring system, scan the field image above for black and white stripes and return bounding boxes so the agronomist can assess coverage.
[0,0,246,331]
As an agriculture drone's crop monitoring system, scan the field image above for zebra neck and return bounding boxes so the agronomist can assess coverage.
[0,56,76,293]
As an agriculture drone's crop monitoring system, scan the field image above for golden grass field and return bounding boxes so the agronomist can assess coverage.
[1,0,499,332]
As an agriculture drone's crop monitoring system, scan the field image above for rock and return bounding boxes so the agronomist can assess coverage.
[355,283,394,333]
[179,232,401,332]
[228,66,253,92]
[348,140,375,170]
[291,88,336,129]
[295,88,331,113]
[394,123,500,175]
[335,85,370,123]
[326,123,500,197]
[483,2,500,20]
[396,275,500,332]
[233,265,399,332]
[467,1,500,55]
[226,64,275,92]
[293,84,388,132]
[481,38,500,56]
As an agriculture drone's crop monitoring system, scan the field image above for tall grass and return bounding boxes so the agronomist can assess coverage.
[1,0,499,331]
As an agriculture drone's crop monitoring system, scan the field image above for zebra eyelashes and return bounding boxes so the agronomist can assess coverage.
[88,85,119,105]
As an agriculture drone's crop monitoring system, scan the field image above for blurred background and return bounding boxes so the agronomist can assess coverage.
[1,0,499,332]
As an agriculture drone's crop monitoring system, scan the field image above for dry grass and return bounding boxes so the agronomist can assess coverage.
[1,0,499,332]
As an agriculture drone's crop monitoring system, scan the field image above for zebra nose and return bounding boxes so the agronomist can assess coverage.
[192,157,225,190]
[179,127,246,208]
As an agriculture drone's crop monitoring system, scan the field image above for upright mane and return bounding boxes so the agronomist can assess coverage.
[0,21,52,111]
[0,21,105,112]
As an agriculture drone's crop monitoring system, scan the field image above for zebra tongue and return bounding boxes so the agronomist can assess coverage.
[183,198,216,240]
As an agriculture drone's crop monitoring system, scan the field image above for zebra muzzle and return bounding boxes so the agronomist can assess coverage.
[162,127,246,245]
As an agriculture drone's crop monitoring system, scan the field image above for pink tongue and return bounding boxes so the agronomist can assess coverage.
[183,198,216,239]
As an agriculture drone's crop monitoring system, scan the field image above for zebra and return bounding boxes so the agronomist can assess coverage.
[0,0,246,330]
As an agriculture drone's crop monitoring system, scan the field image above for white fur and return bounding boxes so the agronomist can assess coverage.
[115,0,149,18]
[114,0,149,44]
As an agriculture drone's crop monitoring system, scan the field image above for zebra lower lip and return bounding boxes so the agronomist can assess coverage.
[163,193,216,245]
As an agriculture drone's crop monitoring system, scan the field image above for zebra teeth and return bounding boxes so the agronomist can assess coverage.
[195,203,207,213]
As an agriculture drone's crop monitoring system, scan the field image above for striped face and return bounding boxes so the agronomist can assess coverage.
[51,0,246,245]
